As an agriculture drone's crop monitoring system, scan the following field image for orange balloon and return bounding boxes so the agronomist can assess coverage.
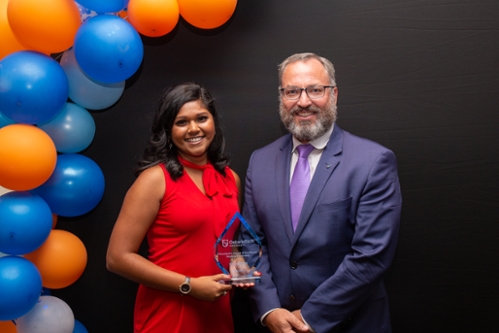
[178,0,237,29]
[7,0,81,54]
[0,320,17,333]
[0,124,57,191]
[0,0,26,60]
[128,0,179,37]
[24,229,87,289]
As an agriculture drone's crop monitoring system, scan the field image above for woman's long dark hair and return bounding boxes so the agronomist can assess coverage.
[135,83,229,180]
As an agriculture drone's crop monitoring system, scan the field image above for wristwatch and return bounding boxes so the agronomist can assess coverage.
[179,276,191,295]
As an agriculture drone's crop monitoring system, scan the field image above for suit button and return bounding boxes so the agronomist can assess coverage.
[289,295,295,301]
[290,261,298,269]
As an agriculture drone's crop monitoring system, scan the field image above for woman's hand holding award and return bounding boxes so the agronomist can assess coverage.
[214,212,262,284]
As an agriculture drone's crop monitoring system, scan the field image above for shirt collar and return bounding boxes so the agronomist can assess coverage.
[292,123,334,152]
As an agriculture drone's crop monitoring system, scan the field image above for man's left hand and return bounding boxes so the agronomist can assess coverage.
[291,310,313,333]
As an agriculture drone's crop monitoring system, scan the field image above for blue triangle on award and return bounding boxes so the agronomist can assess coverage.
[214,212,262,283]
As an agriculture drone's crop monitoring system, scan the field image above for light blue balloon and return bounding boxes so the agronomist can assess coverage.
[16,296,75,333]
[76,0,128,13]
[0,256,42,321]
[0,51,68,124]
[73,319,89,333]
[0,111,15,128]
[74,15,143,84]
[0,191,52,255]
[61,48,125,110]
[39,103,96,153]
[30,154,105,217]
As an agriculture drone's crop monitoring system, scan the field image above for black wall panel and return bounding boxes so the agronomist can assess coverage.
[51,1,499,332]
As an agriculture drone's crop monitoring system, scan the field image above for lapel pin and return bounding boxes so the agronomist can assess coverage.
[326,163,331,169]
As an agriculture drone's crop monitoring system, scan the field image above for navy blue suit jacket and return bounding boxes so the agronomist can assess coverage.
[243,125,402,333]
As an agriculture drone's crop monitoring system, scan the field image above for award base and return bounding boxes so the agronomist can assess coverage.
[221,275,261,285]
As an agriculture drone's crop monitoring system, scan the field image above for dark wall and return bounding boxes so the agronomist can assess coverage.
[52,1,499,332]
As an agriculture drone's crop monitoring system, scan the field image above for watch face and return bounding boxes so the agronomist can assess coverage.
[180,283,191,294]
[180,277,191,294]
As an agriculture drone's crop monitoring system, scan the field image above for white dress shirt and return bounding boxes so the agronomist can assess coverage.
[290,124,334,182]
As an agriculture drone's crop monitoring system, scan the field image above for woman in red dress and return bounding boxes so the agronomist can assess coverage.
[107,83,247,333]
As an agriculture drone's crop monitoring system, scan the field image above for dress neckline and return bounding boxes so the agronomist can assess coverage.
[177,156,232,198]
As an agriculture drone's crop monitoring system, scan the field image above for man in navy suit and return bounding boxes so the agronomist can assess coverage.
[242,53,402,333]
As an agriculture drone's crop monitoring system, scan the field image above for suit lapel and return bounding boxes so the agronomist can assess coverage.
[292,126,344,242]
[275,135,294,243]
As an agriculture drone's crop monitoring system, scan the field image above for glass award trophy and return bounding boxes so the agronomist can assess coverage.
[214,212,262,284]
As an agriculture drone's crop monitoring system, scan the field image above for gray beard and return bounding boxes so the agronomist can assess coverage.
[279,99,337,142]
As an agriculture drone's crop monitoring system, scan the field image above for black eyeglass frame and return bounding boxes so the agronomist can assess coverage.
[279,85,335,100]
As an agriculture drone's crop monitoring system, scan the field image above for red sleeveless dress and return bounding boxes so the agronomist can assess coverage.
[133,160,239,333]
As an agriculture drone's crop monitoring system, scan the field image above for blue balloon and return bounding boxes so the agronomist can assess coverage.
[60,48,125,110]
[0,111,15,128]
[0,256,42,320]
[0,51,68,124]
[39,103,96,153]
[74,15,143,83]
[76,0,128,13]
[31,154,105,217]
[73,319,89,333]
[0,191,52,255]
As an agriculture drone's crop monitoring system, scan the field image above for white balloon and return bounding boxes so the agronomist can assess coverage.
[0,186,12,196]
[17,296,75,333]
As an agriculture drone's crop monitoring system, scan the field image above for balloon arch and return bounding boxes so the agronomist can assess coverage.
[0,0,238,331]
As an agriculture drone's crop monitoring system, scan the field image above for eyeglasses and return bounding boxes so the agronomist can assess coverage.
[279,85,335,100]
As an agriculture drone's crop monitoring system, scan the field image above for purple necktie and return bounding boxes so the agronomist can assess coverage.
[290,144,315,231]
